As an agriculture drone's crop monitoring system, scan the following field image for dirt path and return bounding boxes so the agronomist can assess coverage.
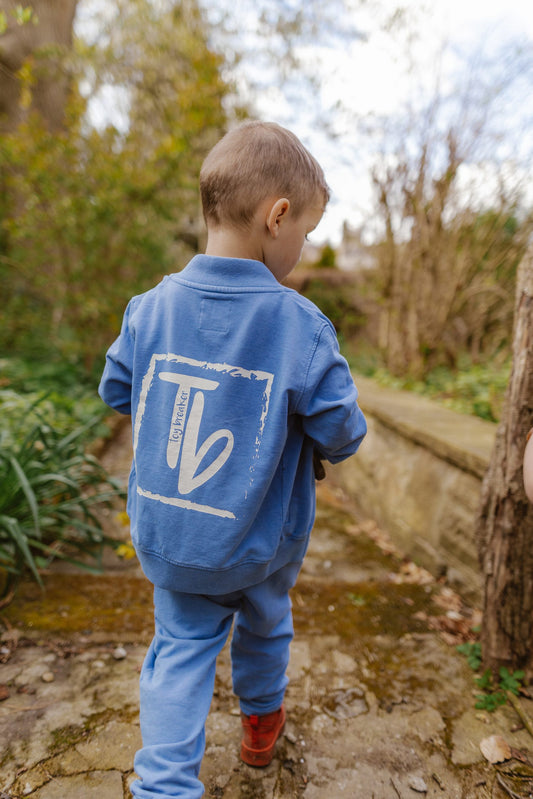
[2,421,533,798]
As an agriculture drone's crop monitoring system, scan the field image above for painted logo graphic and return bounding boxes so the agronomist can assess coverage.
[133,354,274,519]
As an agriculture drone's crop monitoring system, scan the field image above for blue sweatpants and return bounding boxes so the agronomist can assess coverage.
[130,560,302,798]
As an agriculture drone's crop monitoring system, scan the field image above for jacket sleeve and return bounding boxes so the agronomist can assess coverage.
[98,301,135,415]
[297,321,366,463]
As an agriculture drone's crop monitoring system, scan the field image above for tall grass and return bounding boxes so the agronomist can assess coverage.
[0,390,125,599]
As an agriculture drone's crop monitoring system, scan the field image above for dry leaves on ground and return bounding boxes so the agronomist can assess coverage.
[480,735,512,764]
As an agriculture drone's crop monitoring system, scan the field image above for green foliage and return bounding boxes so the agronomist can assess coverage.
[457,640,525,712]
[314,244,337,268]
[420,358,510,421]
[347,592,367,607]
[0,5,37,35]
[0,389,124,598]
[474,686,508,712]
[349,352,511,422]
[499,667,525,695]
[12,5,35,26]
[474,667,525,711]
[0,0,231,373]
[0,358,109,452]
[456,641,482,671]
[1,355,99,395]
[300,277,365,340]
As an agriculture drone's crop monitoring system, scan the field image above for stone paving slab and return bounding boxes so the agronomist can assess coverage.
[30,770,124,798]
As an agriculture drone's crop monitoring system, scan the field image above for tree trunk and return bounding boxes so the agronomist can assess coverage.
[476,249,533,678]
[0,0,78,132]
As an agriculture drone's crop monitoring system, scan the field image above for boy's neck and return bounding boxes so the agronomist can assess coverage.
[204,226,264,263]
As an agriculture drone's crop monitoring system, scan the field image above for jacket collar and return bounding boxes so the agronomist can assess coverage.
[172,255,281,291]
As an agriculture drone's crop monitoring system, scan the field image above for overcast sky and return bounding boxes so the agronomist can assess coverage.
[253,0,533,244]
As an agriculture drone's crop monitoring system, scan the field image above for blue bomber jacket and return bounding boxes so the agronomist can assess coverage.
[99,255,366,593]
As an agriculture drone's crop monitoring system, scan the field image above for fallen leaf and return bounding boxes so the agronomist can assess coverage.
[432,587,462,613]
[446,610,464,621]
[440,631,463,647]
[390,561,434,585]
[408,775,428,793]
[349,519,400,555]
[480,735,512,764]
[509,747,532,764]
[427,614,472,641]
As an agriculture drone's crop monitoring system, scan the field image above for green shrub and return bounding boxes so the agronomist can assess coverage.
[349,350,510,422]
[0,390,125,598]
[301,277,366,340]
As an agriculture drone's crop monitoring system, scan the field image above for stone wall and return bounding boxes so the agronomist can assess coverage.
[330,376,497,603]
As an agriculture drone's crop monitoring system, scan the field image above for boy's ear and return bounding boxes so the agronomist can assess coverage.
[266,198,290,238]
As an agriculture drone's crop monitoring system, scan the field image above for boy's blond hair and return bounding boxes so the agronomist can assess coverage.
[200,121,330,229]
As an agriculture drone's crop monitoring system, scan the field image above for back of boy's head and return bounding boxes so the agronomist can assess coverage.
[200,121,330,230]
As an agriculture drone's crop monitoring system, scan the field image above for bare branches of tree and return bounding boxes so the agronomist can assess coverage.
[367,39,533,377]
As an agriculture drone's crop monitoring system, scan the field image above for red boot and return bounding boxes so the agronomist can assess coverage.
[240,705,286,767]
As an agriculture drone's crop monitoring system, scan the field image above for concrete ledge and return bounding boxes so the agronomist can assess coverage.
[354,376,496,479]
[331,375,496,602]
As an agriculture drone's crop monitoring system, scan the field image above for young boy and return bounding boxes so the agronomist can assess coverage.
[99,120,367,798]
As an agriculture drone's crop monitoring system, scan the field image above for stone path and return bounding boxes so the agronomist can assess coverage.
[2,424,533,798]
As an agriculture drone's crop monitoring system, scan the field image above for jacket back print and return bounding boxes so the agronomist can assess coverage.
[99,256,367,593]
